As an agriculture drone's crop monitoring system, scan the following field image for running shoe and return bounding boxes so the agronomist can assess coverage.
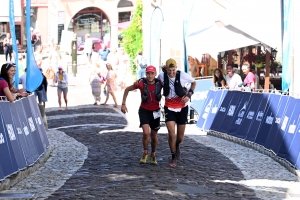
[175,146,181,160]
[150,156,158,165]
[169,158,177,168]
[140,153,148,164]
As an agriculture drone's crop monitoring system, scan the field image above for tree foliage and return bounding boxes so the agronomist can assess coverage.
[122,0,143,74]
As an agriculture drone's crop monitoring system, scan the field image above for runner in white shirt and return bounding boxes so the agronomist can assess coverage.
[225,64,243,89]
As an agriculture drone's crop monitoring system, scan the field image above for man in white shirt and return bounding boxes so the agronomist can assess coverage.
[225,64,243,89]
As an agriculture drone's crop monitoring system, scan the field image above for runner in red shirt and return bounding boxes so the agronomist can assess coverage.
[121,66,162,165]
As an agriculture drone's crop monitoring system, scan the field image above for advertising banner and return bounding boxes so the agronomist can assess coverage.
[0,102,27,170]
[286,116,300,168]
[9,102,34,165]
[233,93,263,140]
[255,94,282,147]
[245,93,270,142]
[21,97,45,156]
[203,90,228,131]
[269,97,296,154]
[190,79,214,116]
[210,90,234,132]
[0,111,19,177]
[14,100,40,163]
[277,99,300,159]
[227,92,252,137]
[218,91,243,134]
[196,89,216,129]
[264,95,290,150]
[28,95,49,148]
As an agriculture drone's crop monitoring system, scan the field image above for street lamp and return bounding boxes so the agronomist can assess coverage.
[271,48,277,59]
[220,51,225,58]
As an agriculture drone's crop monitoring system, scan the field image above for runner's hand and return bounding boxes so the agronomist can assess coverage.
[121,105,128,114]
[181,96,190,103]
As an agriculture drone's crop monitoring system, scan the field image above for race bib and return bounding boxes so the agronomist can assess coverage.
[153,110,161,119]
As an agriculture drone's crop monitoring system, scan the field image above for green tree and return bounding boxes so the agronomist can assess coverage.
[122,0,143,76]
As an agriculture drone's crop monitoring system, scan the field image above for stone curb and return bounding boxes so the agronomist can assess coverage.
[208,130,300,180]
[0,144,54,191]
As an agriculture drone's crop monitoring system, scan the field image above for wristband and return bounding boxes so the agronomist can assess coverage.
[188,88,194,94]
[186,94,192,99]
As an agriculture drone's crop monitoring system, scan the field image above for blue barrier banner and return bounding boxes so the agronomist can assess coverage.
[9,102,34,166]
[218,91,244,133]
[245,93,270,142]
[28,95,49,148]
[14,100,40,162]
[191,79,214,116]
[0,102,27,170]
[0,110,19,177]
[286,114,300,168]
[270,97,296,154]
[235,93,264,140]
[210,90,235,132]
[203,90,228,131]
[277,98,300,159]
[21,97,45,156]
[196,89,216,129]
[264,95,290,150]
[0,166,4,180]
[255,94,282,147]
[227,92,252,137]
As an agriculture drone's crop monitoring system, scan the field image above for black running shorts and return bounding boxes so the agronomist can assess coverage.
[164,105,188,125]
[138,107,161,130]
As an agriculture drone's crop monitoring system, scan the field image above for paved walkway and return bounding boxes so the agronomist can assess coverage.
[0,54,300,199]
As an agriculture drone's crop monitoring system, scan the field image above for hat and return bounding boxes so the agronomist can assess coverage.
[58,66,63,70]
[165,58,177,68]
[146,65,156,73]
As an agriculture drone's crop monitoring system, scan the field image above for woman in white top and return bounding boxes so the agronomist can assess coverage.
[84,33,93,65]
[3,33,12,62]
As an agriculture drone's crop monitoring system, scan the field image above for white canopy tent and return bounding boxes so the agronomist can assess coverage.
[1,0,22,22]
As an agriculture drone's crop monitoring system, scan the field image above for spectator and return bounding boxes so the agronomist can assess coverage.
[54,66,68,110]
[84,34,93,65]
[3,33,12,62]
[251,68,262,90]
[33,29,42,52]
[212,68,226,88]
[101,63,118,107]
[34,45,43,68]
[242,64,256,90]
[134,50,147,80]
[98,44,110,62]
[225,64,243,89]
[35,69,48,108]
[106,46,119,74]
[48,44,62,86]
[89,54,104,105]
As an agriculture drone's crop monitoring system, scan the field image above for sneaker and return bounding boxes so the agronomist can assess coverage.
[150,156,158,165]
[140,153,148,164]
[169,158,177,168]
[175,146,181,160]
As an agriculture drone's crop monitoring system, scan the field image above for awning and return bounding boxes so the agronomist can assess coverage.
[110,21,131,29]
[0,0,22,22]
[185,21,264,60]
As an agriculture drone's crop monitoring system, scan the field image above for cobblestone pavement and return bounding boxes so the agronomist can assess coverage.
[0,54,300,199]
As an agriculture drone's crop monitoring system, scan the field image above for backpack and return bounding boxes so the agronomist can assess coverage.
[139,56,147,68]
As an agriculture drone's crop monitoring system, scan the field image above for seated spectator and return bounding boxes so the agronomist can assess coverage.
[212,68,226,88]
[242,64,256,90]
[225,64,243,89]
[0,63,28,102]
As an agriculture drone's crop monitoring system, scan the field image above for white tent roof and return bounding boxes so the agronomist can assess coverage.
[0,0,22,22]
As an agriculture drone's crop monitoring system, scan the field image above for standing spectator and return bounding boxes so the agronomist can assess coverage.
[117,47,130,90]
[35,69,48,108]
[98,44,110,62]
[212,68,226,88]
[134,50,147,80]
[34,45,43,68]
[33,29,42,52]
[121,66,162,165]
[54,66,68,110]
[18,55,26,76]
[107,47,119,71]
[158,58,196,168]
[242,64,256,90]
[84,34,93,65]
[225,64,243,89]
[48,44,62,86]
[89,55,104,105]
[102,63,118,107]
[3,33,12,62]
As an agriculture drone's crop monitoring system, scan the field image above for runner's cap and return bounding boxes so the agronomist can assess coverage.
[146,65,156,73]
[165,58,177,68]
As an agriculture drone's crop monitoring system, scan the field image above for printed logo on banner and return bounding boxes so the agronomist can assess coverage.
[275,118,281,124]
[281,116,289,131]
[17,128,22,135]
[265,113,274,125]
[211,105,218,114]
[6,124,16,141]
[227,105,236,116]
[202,99,213,119]
[238,101,248,118]
[37,117,42,125]
[256,111,264,121]
[219,107,226,112]
[0,133,5,144]
[192,91,209,101]
[288,120,296,134]
[28,117,36,132]
[23,126,29,136]
[246,111,255,119]
[235,118,242,125]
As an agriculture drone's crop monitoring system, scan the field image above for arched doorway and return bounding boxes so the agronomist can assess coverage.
[68,7,111,47]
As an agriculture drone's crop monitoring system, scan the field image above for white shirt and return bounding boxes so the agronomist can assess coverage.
[19,73,27,90]
[225,73,243,89]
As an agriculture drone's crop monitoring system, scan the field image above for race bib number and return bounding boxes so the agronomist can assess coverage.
[153,110,161,119]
